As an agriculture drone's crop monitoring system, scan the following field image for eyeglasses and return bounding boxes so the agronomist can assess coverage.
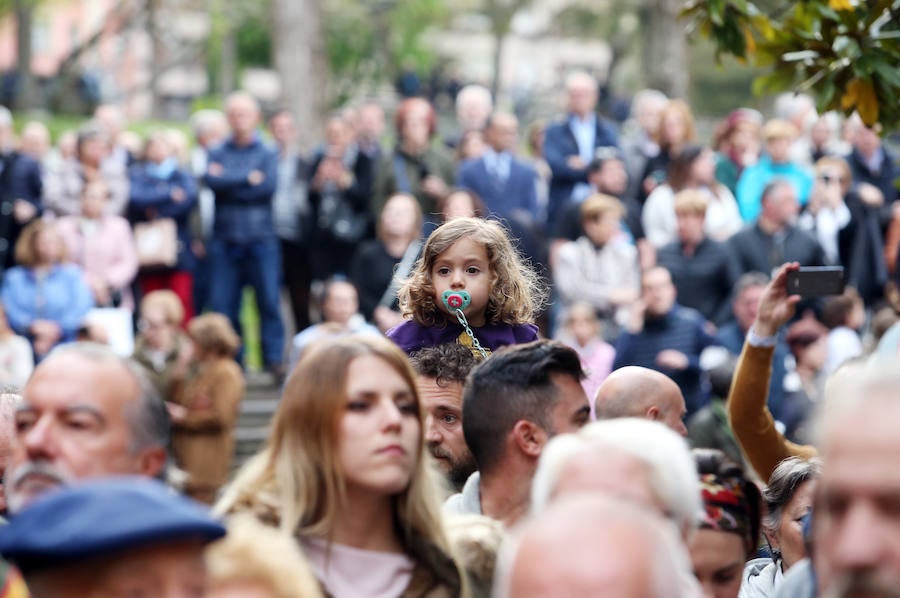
[138,319,168,332]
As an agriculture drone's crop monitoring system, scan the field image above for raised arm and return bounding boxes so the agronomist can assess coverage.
[727,262,818,480]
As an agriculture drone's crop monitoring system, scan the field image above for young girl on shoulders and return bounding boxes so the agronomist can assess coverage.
[387,217,546,358]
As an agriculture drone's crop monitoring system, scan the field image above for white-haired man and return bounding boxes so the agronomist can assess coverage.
[530,418,701,540]
[813,365,900,597]
[494,495,699,597]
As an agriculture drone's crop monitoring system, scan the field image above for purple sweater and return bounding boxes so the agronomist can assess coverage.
[386,320,539,357]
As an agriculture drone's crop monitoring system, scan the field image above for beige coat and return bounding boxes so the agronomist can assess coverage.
[172,357,244,503]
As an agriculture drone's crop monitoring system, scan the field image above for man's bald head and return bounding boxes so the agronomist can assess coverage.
[594,367,687,436]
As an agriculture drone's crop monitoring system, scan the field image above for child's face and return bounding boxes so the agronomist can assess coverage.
[431,237,492,327]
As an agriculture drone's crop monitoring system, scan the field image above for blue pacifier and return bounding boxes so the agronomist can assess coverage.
[442,290,472,312]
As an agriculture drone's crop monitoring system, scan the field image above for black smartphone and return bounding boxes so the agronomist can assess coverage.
[785,266,845,296]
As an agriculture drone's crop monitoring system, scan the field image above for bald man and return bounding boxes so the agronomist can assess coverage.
[594,366,688,436]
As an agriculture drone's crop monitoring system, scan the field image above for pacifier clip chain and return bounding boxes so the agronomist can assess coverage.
[441,290,489,358]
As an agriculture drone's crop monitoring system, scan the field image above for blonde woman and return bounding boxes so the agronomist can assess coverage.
[217,335,464,597]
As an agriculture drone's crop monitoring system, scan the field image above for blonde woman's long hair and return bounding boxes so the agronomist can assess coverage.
[216,335,455,561]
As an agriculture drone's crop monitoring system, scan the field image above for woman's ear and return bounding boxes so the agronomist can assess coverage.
[762,527,781,553]
[512,420,548,459]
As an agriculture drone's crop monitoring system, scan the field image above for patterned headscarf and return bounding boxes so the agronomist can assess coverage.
[699,472,761,557]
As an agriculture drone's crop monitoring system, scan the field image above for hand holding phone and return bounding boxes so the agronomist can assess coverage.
[785,266,845,297]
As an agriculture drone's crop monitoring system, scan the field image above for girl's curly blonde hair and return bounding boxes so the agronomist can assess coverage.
[397,217,547,327]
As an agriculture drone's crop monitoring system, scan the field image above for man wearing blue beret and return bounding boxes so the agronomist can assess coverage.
[0,477,226,597]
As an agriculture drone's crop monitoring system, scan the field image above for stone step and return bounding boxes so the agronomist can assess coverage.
[233,375,282,467]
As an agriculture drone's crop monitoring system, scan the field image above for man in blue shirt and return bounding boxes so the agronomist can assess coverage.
[542,71,619,229]
[204,92,285,380]
[457,111,540,225]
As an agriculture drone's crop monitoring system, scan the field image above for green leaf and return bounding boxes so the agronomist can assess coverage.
[710,0,725,26]
[873,59,900,89]
[752,67,797,96]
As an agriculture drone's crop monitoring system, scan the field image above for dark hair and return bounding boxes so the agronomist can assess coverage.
[820,287,861,330]
[785,317,828,359]
[694,448,763,559]
[462,340,584,473]
[666,144,705,192]
[410,343,477,386]
[319,276,358,308]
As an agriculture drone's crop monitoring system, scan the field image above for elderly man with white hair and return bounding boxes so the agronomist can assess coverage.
[455,84,493,134]
[811,363,900,597]
[493,494,700,597]
[530,417,701,540]
[542,71,620,228]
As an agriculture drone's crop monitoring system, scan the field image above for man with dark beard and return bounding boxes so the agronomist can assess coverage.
[410,343,477,491]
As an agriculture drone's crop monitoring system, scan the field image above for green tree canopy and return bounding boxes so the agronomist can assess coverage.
[682,0,900,129]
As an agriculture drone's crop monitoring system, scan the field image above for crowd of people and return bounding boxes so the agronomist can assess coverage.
[0,67,897,597]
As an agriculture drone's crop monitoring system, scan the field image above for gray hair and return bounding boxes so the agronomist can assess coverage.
[190,109,227,139]
[43,343,170,453]
[494,495,698,598]
[734,271,770,297]
[631,89,668,114]
[531,418,701,539]
[455,85,493,115]
[763,456,822,534]
[0,388,22,461]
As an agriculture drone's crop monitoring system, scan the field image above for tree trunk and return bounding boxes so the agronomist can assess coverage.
[271,0,327,150]
[14,0,36,111]
[147,0,164,118]
[639,0,688,98]
[218,0,237,96]
[490,29,505,102]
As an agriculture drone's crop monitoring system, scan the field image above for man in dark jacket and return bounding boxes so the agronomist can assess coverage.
[0,105,43,273]
[203,92,284,380]
[542,71,619,229]
[613,266,719,418]
[728,179,825,276]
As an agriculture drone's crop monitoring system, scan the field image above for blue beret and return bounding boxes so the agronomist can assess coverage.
[0,477,226,573]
